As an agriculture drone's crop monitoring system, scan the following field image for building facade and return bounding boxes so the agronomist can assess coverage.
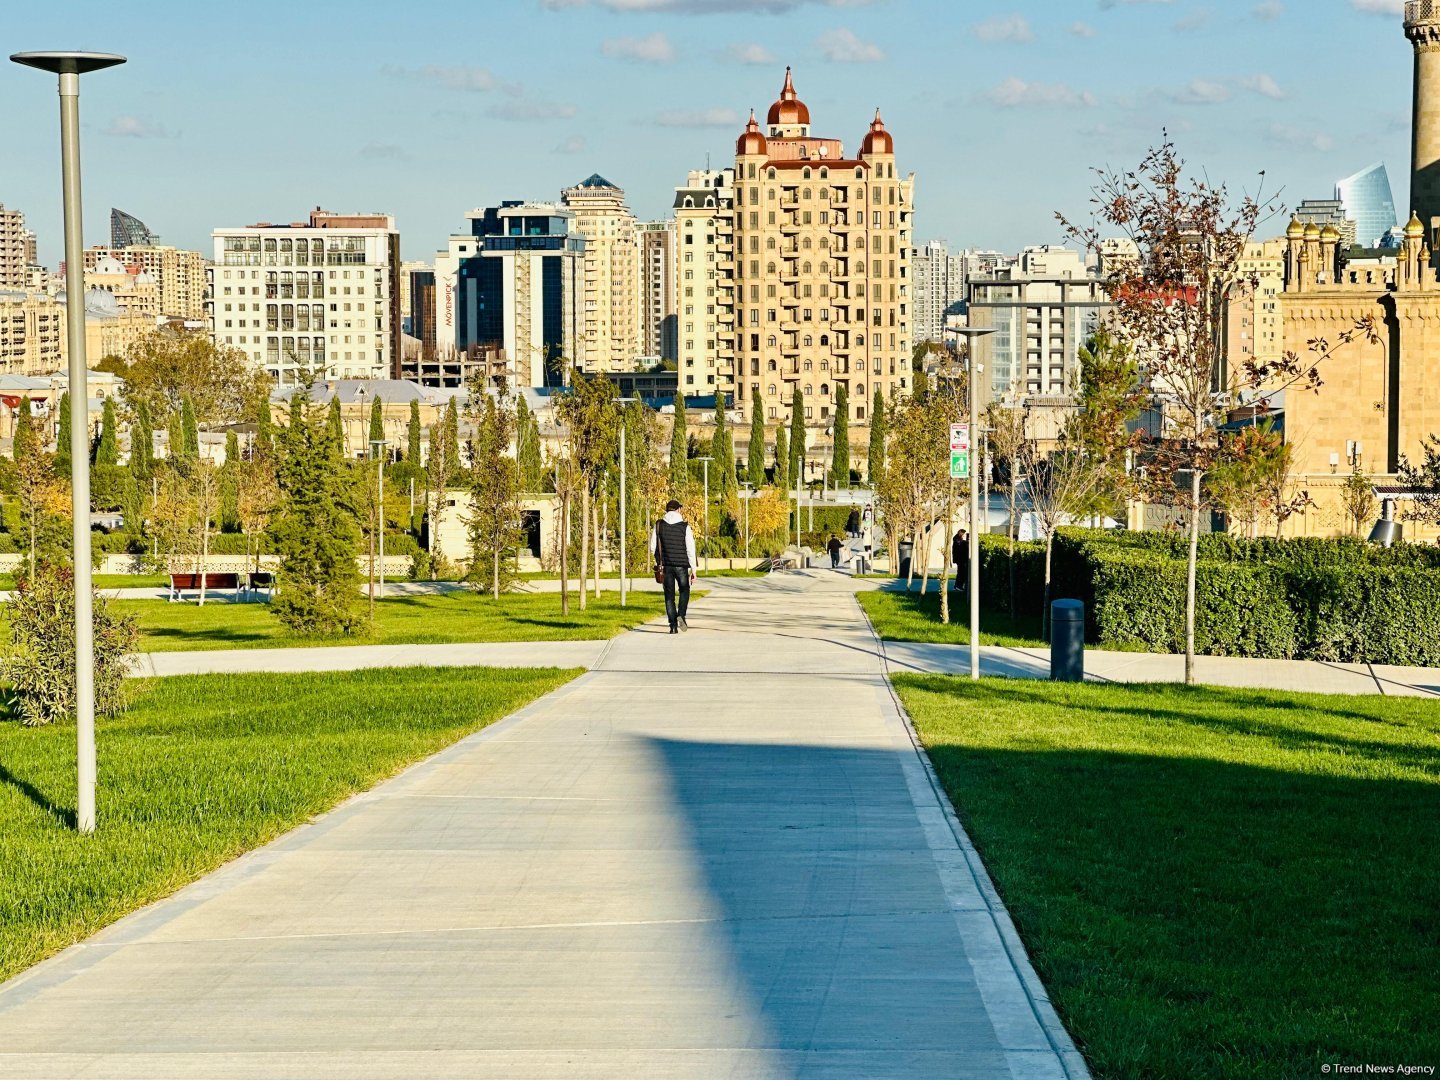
[82,245,207,321]
[912,240,969,344]
[0,205,36,291]
[0,291,65,374]
[1296,198,1359,249]
[731,69,914,428]
[209,209,401,384]
[1335,163,1399,249]
[110,208,158,249]
[433,203,585,388]
[966,246,1109,400]
[638,220,677,361]
[672,169,735,398]
[561,175,640,373]
[1221,239,1287,386]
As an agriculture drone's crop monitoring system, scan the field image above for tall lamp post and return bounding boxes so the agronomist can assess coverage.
[12,50,126,835]
[952,326,996,681]
[740,481,753,563]
[616,398,636,608]
[695,456,712,576]
[370,439,387,601]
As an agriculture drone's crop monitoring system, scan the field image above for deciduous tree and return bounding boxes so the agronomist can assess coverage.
[121,329,271,426]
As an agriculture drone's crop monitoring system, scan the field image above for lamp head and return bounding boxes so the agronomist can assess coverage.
[11,51,127,75]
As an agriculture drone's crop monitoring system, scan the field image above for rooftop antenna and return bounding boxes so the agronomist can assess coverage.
[705,151,711,171]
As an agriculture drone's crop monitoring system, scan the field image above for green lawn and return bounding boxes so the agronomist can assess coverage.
[858,588,1046,648]
[0,574,171,591]
[0,665,577,984]
[101,590,669,652]
[894,676,1440,1079]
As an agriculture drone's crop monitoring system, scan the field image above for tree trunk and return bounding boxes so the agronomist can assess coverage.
[1043,532,1054,643]
[1185,469,1202,686]
[939,487,952,626]
[578,483,589,612]
[593,500,601,599]
[559,488,570,617]
[1007,484,1018,615]
[493,540,500,600]
[919,523,932,597]
[198,506,209,608]
[906,523,919,592]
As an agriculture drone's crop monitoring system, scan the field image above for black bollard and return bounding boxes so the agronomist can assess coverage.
[897,540,913,580]
[1050,599,1085,683]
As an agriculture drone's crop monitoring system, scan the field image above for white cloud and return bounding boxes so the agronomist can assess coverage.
[1098,0,1174,8]
[817,27,885,62]
[726,42,777,64]
[1252,0,1283,19]
[555,134,588,154]
[1267,123,1335,153]
[104,115,173,138]
[1070,21,1098,37]
[1350,0,1402,12]
[1167,78,1232,105]
[1240,73,1287,99]
[974,14,1034,43]
[655,107,743,126]
[487,98,578,121]
[1173,8,1213,32]
[544,0,876,10]
[384,64,515,93]
[983,77,1095,109]
[600,31,677,62]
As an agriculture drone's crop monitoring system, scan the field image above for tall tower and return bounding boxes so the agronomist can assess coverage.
[1406,0,1440,244]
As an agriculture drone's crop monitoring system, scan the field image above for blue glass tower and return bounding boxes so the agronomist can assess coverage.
[1335,163,1398,249]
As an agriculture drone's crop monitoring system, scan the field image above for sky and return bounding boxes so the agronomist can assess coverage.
[0,0,1418,266]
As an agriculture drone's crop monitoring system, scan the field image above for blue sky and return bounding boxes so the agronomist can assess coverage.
[0,0,1416,265]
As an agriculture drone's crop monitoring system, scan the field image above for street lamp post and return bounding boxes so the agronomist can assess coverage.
[740,481,752,563]
[953,326,996,681]
[12,50,126,835]
[370,439,387,601]
[617,398,636,607]
[696,456,712,575]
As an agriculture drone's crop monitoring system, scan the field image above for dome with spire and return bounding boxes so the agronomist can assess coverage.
[766,67,810,128]
[860,109,893,156]
[1286,216,1305,239]
[1303,222,1321,240]
[1406,210,1426,238]
[736,110,768,156]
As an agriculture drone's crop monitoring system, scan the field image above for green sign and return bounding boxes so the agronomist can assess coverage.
[950,450,969,479]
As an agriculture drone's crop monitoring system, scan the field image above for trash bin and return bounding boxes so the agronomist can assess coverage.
[897,540,913,579]
[1050,599,1084,683]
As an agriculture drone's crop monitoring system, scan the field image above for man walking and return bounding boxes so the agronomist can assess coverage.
[651,499,697,634]
[952,528,969,593]
[827,533,843,569]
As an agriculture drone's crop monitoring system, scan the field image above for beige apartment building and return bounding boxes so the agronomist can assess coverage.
[731,69,914,428]
[83,245,206,320]
[561,175,640,373]
[84,255,161,320]
[673,169,735,398]
[1221,239,1286,391]
[638,221,677,361]
[0,291,65,374]
[209,209,402,384]
[1,205,38,290]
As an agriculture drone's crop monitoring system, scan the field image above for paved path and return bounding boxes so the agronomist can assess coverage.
[0,572,1087,1080]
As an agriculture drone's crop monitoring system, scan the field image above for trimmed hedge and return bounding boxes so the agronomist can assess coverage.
[1001,528,1440,665]
[978,535,1046,617]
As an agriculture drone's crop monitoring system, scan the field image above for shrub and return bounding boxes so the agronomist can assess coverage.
[978,535,1047,616]
[2,564,140,727]
[1290,567,1440,666]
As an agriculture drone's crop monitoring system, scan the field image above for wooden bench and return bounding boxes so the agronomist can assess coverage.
[246,572,275,598]
[167,572,242,602]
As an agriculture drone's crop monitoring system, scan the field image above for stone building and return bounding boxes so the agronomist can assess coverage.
[561,175,640,373]
[672,169,734,398]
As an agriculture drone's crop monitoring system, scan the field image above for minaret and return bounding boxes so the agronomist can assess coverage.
[1406,1,1440,244]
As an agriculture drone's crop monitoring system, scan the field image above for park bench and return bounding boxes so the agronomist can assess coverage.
[246,572,275,598]
[167,572,242,603]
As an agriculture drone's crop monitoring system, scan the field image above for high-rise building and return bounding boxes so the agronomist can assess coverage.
[731,68,914,428]
[1295,198,1358,248]
[433,202,585,388]
[110,208,158,249]
[912,240,966,344]
[966,246,1109,400]
[82,245,206,320]
[672,169,735,398]
[1335,163,1399,249]
[209,208,402,384]
[638,221,677,361]
[1,205,32,290]
[561,175,640,372]
[0,290,65,374]
[1222,239,1286,382]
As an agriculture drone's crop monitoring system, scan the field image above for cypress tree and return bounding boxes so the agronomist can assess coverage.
[516,395,543,492]
[254,396,274,458]
[669,392,688,492]
[181,398,200,457]
[407,399,422,464]
[869,387,887,487]
[13,397,37,463]
[788,385,805,491]
[368,396,384,446]
[55,391,72,475]
[166,409,185,463]
[221,430,241,532]
[326,396,344,457]
[774,424,789,494]
[95,398,119,466]
[132,399,154,476]
[747,405,765,487]
[441,397,459,469]
[830,385,849,489]
[709,396,735,499]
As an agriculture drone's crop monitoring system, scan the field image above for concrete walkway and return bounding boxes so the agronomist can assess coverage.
[0,571,1087,1080]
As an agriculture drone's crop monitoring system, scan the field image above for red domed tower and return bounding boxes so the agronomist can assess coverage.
[766,67,811,138]
[735,110,767,157]
[859,109,893,157]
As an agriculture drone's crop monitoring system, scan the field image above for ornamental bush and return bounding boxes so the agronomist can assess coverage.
[2,563,140,726]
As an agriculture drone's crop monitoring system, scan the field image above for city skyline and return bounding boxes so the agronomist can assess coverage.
[0,0,1417,266]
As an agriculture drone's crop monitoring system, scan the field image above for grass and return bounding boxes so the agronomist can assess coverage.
[96,590,671,653]
[857,587,1047,648]
[0,574,171,591]
[894,675,1440,1079]
[0,665,578,984]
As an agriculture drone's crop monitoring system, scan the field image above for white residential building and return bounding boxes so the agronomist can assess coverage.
[208,209,401,384]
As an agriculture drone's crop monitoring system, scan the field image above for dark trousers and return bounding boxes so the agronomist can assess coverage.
[663,565,691,627]
[953,562,969,591]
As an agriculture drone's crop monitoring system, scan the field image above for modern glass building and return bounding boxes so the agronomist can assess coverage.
[110,208,157,249]
[1335,163,1398,249]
